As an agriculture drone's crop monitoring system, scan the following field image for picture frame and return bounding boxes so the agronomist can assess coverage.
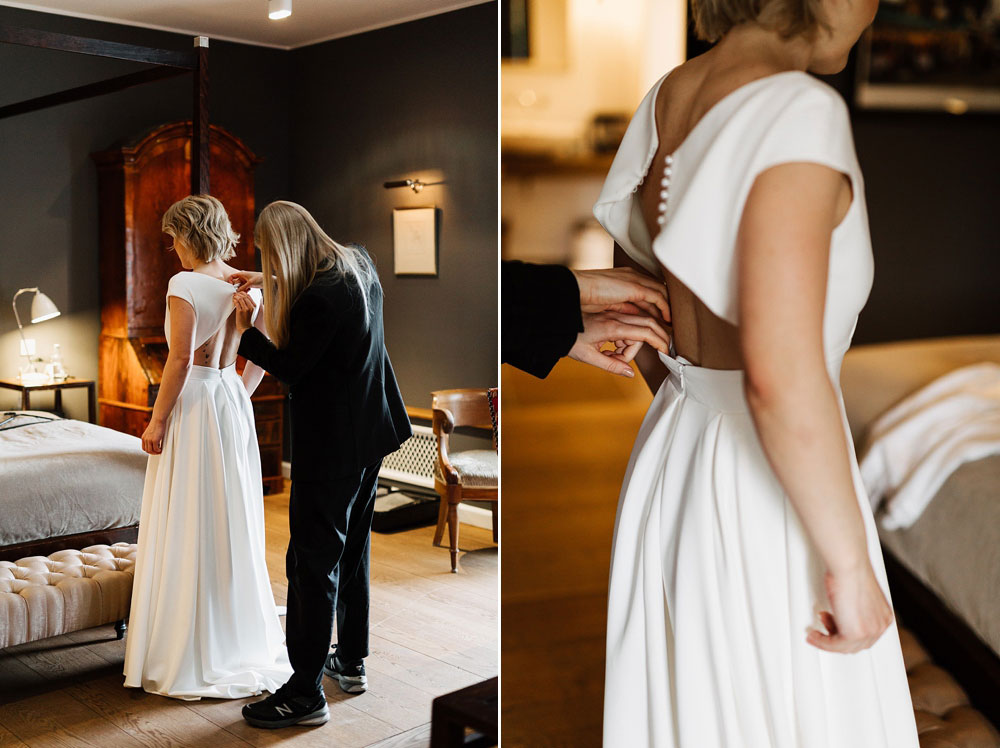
[393,207,438,276]
[499,0,568,71]
[855,0,1000,112]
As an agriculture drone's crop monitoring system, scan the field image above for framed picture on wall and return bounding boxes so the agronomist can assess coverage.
[855,0,1000,112]
[500,0,567,71]
[393,207,437,276]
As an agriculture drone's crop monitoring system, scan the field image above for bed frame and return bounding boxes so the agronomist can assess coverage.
[0,527,138,564]
[0,22,211,194]
[0,20,209,561]
[885,549,1000,728]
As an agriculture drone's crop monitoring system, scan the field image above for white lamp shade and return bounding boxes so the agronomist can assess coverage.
[268,0,291,19]
[30,291,60,323]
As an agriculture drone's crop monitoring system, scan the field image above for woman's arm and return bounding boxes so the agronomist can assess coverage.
[241,297,268,396]
[141,297,195,454]
[613,244,671,394]
[234,290,340,387]
[738,162,891,654]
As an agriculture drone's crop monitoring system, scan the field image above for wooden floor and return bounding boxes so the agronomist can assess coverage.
[0,482,497,748]
[501,358,652,747]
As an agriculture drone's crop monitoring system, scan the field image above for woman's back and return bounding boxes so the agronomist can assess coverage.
[165,265,259,369]
[633,56,853,369]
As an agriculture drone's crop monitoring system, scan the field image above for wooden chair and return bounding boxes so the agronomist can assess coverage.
[432,388,498,572]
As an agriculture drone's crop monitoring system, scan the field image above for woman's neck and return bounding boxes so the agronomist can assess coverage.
[710,23,813,75]
[191,259,228,279]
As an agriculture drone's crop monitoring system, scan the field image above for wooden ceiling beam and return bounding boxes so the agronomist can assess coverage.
[0,66,189,120]
[0,24,195,68]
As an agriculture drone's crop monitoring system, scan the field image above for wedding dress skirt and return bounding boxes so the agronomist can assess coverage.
[123,363,291,700]
[603,354,918,747]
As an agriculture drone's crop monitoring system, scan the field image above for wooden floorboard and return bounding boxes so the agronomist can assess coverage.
[366,722,431,748]
[0,481,496,748]
[501,359,650,747]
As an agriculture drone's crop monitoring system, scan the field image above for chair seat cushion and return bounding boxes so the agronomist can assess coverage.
[437,450,498,489]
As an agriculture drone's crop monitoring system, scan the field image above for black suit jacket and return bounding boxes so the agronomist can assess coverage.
[239,261,411,481]
[501,260,584,379]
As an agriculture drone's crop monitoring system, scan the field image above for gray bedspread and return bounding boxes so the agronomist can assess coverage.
[0,414,147,547]
[878,455,1000,658]
[841,337,1000,659]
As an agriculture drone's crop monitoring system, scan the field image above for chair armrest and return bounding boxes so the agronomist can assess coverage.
[432,407,460,484]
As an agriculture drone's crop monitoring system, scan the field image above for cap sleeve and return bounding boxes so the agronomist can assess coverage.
[654,76,860,326]
[166,273,196,310]
[592,74,667,279]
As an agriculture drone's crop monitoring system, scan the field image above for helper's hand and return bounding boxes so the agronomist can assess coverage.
[573,267,671,322]
[228,271,263,293]
[568,311,671,378]
[807,565,893,654]
[141,418,165,455]
[233,291,256,334]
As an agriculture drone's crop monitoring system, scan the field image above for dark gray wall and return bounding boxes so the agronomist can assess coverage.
[289,3,498,409]
[852,111,1000,343]
[0,4,498,431]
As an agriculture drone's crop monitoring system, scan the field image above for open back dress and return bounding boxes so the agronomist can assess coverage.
[592,70,919,747]
[123,271,291,700]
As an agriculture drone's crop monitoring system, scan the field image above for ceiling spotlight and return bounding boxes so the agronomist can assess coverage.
[268,0,291,20]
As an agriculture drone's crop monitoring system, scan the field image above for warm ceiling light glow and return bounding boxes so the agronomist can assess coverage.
[268,0,292,20]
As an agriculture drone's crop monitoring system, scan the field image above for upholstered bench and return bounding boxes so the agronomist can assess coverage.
[0,543,136,650]
[900,626,1000,747]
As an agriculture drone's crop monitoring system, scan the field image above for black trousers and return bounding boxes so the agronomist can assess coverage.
[284,459,382,696]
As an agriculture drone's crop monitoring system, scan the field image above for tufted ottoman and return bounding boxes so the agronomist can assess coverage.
[900,625,1000,747]
[0,543,136,650]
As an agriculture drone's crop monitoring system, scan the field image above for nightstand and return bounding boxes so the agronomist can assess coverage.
[0,377,97,423]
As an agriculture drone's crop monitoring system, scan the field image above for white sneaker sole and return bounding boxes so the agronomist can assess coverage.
[244,704,330,729]
[323,664,367,694]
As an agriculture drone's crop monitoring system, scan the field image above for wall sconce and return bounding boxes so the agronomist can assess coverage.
[383,178,444,194]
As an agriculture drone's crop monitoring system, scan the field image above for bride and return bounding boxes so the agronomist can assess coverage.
[123,195,292,700]
[592,0,920,744]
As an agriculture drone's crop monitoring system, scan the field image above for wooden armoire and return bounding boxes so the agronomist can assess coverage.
[92,121,285,493]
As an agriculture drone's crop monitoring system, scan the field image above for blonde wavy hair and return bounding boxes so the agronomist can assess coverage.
[692,0,831,42]
[254,201,377,349]
[162,194,240,262]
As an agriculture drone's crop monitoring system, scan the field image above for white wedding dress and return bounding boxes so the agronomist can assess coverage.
[593,71,919,746]
[123,271,291,700]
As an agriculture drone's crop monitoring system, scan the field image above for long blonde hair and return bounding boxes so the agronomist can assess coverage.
[254,201,377,348]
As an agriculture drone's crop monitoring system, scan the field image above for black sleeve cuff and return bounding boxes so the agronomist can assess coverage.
[238,327,269,366]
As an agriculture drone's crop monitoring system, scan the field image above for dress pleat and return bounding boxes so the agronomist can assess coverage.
[604,355,918,747]
[124,364,291,700]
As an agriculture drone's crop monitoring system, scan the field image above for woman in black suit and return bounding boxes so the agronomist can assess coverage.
[232,201,411,729]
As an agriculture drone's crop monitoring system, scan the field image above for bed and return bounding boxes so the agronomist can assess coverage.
[0,412,146,562]
[840,335,1000,726]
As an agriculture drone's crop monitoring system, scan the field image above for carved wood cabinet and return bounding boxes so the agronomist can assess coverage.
[92,121,285,493]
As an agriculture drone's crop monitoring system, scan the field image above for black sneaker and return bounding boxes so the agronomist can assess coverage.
[241,683,329,729]
[323,648,367,693]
